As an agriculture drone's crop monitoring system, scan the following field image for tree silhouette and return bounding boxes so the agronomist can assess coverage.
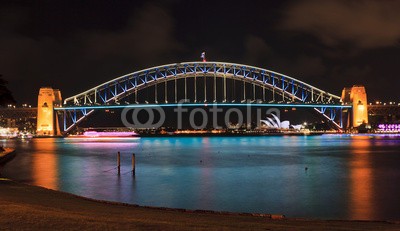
[0,75,16,106]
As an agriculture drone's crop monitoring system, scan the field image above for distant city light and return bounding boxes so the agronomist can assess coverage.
[377,124,400,132]
[371,100,400,106]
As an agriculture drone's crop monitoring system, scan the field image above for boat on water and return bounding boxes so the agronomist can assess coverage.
[65,130,140,141]
[18,132,33,139]
[0,127,18,139]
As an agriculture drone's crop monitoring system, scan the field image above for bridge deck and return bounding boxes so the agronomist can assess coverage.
[55,103,351,110]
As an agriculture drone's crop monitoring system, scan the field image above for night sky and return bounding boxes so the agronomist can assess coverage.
[1,0,400,105]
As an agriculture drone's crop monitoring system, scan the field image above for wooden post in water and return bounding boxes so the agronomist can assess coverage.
[117,151,121,175]
[132,153,136,175]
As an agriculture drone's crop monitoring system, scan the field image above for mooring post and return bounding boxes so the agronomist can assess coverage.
[117,151,121,175]
[132,153,136,175]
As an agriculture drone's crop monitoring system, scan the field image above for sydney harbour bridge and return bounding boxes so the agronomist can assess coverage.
[6,61,376,135]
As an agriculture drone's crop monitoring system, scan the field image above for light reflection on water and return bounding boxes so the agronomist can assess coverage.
[2,134,400,220]
[32,140,58,189]
[349,136,374,220]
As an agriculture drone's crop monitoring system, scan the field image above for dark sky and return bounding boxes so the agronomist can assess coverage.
[1,0,399,105]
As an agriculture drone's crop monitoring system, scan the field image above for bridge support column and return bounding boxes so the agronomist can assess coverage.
[164,81,167,103]
[214,74,216,102]
[175,77,177,103]
[194,74,197,102]
[223,74,226,102]
[272,87,275,102]
[243,81,246,102]
[204,75,207,102]
[341,85,368,128]
[155,82,158,103]
[185,77,187,101]
[36,87,62,136]
[253,82,255,101]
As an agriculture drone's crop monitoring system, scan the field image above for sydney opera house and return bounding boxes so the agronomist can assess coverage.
[260,113,303,131]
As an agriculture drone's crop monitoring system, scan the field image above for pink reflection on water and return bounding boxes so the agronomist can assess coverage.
[69,142,140,148]
[83,131,138,137]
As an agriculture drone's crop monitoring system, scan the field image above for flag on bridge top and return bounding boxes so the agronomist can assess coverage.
[201,51,206,62]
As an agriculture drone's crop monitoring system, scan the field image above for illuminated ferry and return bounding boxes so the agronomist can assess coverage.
[0,127,18,139]
[65,130,140,141]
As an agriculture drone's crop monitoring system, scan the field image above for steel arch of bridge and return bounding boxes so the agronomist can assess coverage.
[64,61,341,106]
[60,62,346,132]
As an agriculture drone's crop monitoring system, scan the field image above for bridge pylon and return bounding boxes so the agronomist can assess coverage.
[36,87,62,136]
[341,85,368,128]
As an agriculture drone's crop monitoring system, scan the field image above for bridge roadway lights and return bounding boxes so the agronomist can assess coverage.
[54,103,351,111]
[56,103,350,132]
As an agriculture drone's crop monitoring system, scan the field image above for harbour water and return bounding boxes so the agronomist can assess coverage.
[2,134,400,220]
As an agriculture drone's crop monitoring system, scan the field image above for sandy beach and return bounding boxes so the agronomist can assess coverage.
[0,178,399,230]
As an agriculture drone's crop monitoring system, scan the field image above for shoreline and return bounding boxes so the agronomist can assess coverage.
[2,150,400,229]
[1,178,400,230]
[0,148,16,165]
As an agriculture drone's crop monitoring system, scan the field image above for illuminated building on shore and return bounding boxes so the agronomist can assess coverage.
[377,124,400,133]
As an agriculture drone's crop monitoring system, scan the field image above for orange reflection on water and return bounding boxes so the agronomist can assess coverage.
[32,139,58,189]
[349,136,374,220]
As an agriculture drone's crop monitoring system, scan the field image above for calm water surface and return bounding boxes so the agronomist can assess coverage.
[2,134,400,220]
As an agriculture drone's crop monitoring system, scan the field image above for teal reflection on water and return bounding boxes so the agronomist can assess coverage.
[2,134,400,220]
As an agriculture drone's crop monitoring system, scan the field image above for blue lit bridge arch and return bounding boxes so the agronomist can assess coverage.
[57,61,350,133]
